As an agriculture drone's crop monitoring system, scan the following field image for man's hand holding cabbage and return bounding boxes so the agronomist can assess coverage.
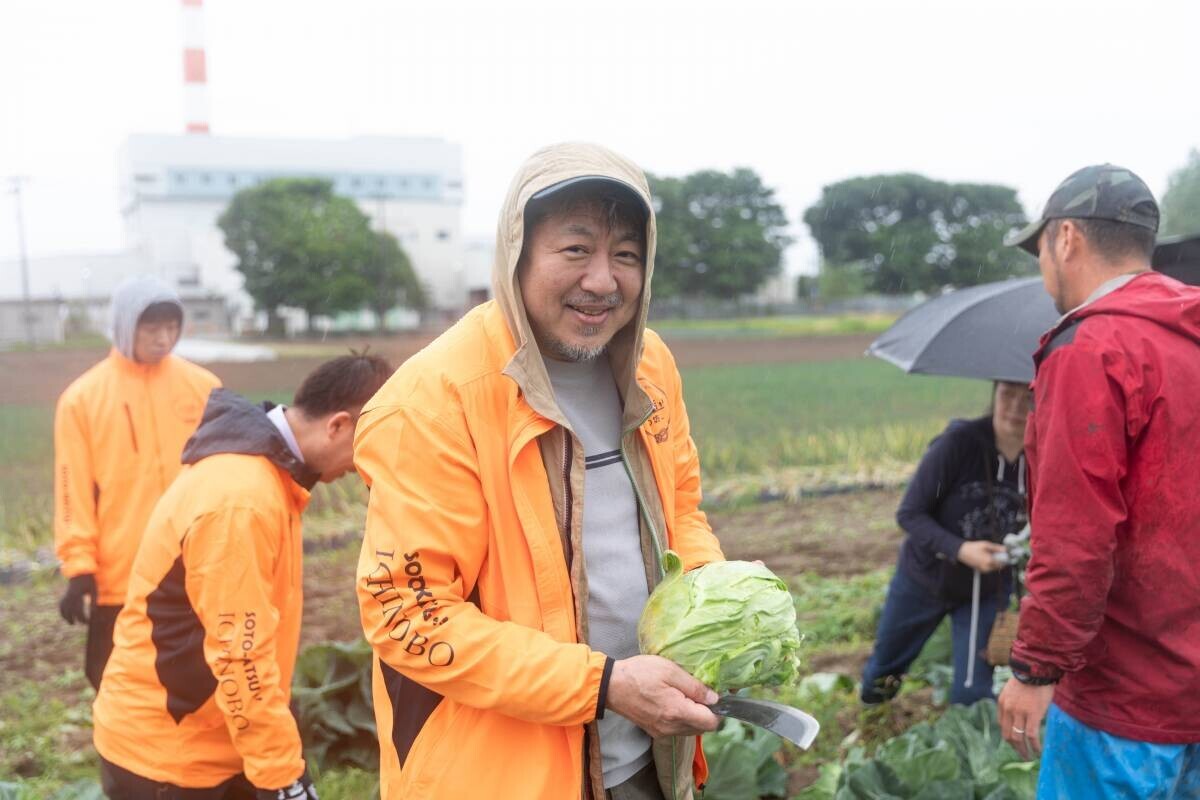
[607,552,803,737]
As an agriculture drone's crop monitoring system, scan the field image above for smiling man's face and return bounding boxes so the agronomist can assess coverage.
[518,201,645,362]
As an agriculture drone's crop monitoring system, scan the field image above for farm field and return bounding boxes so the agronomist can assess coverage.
[0,331,983,559]
[0,490,916,798]
[649,312,898,338]
[0,321,1015,798]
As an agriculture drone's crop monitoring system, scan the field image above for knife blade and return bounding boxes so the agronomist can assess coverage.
[708,695,821,750]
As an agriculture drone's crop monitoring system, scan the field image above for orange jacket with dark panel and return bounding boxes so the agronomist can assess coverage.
[356,306,723,799]
[356,142,724,800]
[92,390,313,791]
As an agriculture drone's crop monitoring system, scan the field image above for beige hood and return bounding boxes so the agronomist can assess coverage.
[492,142,657,430]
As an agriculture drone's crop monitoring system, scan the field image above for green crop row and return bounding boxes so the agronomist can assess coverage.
[0,359,987,556]
[683,359,987,479]
[651,313,899,338]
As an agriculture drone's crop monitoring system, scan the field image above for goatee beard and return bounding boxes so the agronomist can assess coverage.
[545,337,608,363]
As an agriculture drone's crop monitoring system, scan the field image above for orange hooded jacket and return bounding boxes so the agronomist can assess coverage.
[92,390,315,791]
[354,143,724,800]
[54,337,220,604]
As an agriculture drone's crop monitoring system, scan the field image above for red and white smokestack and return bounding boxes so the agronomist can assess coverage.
[181,0,210,134]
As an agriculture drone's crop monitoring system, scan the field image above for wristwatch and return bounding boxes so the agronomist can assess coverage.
[1009,657,1061,686]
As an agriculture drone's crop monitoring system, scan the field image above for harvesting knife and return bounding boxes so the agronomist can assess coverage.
[708,695,820,749]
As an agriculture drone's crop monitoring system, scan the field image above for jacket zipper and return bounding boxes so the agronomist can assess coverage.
[123,403,139,453]
[619,407,680,800]
[563,431,599,800]
[562,431,573,543]
[143,374,166,492]
[619,408,665,579]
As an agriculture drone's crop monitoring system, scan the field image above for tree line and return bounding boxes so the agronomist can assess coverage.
[218,179,425,334]
[220,152,1200,324]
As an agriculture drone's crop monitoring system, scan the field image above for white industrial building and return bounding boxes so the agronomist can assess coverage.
[0,251,230,346]
[1,134,466,345]
[117,133,467,325]
[2,0,469,345]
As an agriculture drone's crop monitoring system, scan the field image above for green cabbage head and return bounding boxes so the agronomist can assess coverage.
[638,551,802,691]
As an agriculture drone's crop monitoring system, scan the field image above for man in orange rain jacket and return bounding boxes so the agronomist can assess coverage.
[355,143,725,800]
[92,354,392,800]
[55,275,220,689]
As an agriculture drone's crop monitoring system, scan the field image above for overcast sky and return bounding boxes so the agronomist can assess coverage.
[1,0,1198,281]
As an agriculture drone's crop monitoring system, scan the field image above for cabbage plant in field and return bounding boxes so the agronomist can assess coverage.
[796,701,1038,800]
[700,719,789,800]
[638,551,802,691]
[292,639,378,772]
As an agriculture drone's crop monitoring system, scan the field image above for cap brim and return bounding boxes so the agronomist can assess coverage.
[529,175,650,215]
[1004,219,1047,256]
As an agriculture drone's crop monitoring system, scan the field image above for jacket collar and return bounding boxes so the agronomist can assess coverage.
[182,389,321,491]
[108,347,172,377]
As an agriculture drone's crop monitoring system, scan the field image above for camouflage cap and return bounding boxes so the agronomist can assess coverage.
[1004,164,1160,256]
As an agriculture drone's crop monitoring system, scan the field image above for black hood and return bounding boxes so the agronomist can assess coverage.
[182,388,320,490]
[945,415,996,452]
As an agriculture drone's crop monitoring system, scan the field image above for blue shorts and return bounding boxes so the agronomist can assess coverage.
[1038,704,1200,799]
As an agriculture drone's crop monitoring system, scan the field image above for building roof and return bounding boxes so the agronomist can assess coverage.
[120,133,462,175]
[117,133,463,206]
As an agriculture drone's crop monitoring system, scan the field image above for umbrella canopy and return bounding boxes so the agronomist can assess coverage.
[1153,233,1200,287]
[868,277,1059,383]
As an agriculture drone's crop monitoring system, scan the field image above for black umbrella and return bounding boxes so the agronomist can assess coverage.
[1153,233,1200,286]
[867,277,1059,383]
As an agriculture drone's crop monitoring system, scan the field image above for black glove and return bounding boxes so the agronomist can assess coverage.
[256,769,319,800]
[59,574,97,624]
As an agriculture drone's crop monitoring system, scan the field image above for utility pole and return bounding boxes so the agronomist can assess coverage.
[7,176,34,345]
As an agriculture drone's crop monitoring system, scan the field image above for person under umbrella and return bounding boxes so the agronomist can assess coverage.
[860,380,1032,705]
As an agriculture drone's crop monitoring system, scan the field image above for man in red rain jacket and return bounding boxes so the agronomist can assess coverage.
[999,164,1200,798]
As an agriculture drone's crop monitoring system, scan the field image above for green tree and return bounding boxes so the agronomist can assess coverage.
[803,174,1030,295]
[218,178,377,333]
[648,168,791,299]
[1161,149,1200,237]
[795,274,818,302]
[817,264,867,301]
[361,231,427,331]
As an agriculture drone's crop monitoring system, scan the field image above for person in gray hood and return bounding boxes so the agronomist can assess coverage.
[54,275,221,689]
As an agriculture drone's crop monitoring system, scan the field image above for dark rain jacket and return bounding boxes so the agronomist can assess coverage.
[896,415,1025,603]
[92,389,317,789]
[1012,271,1200,743]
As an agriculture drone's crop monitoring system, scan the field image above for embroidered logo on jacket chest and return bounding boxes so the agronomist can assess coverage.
[639,381,670,444]
[174,395,204,425]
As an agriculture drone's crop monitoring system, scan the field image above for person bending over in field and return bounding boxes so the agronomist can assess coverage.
[91,354,391,800]
[861,380,1031,706]
[55,275,220,689]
